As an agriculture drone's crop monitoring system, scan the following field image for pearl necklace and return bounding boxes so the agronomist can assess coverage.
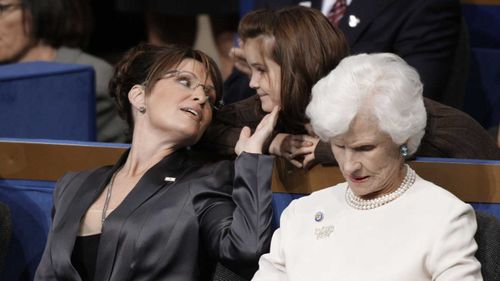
[345,164,416,210]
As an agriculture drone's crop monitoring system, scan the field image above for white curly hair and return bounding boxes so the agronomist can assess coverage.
[306,53,427,155]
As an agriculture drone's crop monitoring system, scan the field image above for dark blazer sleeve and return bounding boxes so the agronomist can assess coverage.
[35,172,84,280]
[192,153,274,279]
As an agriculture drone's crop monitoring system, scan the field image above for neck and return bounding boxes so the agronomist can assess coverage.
[19,42,56,62]
[121,123,182,178]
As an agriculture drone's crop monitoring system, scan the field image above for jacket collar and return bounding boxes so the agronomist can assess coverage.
[53,148,194,280]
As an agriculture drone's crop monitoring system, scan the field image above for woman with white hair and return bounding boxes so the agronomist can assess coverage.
[251,53,483,281]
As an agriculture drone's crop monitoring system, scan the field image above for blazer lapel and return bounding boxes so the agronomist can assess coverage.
[51,162,121,280]
[339,0,396,46]
[95,149,193,281]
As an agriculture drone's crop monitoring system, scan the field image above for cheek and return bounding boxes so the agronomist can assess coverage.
[201,110,213,130]
[270,75,281,101]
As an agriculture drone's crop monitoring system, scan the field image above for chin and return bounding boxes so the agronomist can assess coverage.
[260,101,276,113]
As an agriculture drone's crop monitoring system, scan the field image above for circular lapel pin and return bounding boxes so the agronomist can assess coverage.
[314,211,324,222]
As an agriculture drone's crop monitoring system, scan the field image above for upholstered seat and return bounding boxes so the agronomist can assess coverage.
[474,211,500,281]
[0,62,96,141]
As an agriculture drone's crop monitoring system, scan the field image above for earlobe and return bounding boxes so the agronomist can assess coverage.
[128,85,146,113]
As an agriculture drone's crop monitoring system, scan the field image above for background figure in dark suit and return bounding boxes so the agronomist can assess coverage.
[35,43,278,281]
[236,0,466,109]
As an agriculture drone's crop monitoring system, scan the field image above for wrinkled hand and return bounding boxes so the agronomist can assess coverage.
[269,133,320,169]
[229,46,251,76]
[235,106,280,155]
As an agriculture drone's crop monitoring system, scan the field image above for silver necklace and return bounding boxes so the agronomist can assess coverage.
[101,170,119,224]
[345,164,416,210]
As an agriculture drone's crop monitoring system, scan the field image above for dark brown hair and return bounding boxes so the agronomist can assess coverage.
[109,43,223,134]
[239,6,349,132]
[21,0,92,48]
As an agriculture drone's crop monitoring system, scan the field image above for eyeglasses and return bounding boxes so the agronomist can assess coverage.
[161,70,223,111]
[0,3,22,17]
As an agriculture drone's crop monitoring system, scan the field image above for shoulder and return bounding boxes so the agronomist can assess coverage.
[217,95,265,126]
[408,174,472,215]
[53,167,106,202]
[285,183,347,215]
[55,47,113,75]
[420,98,500,159]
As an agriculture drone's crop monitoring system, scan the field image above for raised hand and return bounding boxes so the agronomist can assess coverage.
[229,46,251,76]
[235,106,280,155]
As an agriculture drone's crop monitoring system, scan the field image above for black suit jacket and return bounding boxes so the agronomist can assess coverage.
[253,0,465,107]
[35,150,274,281]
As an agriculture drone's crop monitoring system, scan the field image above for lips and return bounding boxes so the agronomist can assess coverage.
[256,91,268,97]
[180,107,202,121]
[349,175,370,183]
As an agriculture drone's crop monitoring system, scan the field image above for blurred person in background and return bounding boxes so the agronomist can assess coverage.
[0,0,127,142]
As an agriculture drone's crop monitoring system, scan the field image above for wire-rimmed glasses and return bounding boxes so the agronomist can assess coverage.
[160,70,223,111]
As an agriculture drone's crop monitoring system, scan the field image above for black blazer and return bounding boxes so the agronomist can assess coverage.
[35,150,274,281]
[254,0,464,106]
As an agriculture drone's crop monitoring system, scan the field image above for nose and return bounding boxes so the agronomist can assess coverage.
[249,73,259,89]
[343,151,361,175]
[192,86,209,104]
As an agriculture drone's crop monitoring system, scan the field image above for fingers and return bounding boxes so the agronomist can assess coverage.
[255,106,280,135]
[230,47,252,76]
[288,158,303,168]
[291,145,315,157]
[229,47,245,60]
[239,126,251,140]
[291,134,318,146]
[302,153,317,170]
[268,106,280,126]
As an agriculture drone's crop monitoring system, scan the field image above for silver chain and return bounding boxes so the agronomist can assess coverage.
[101,170,119,224]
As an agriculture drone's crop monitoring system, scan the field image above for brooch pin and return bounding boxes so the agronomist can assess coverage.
[349,15,361,28]
[314,211,324,222]
[315,225,335,240]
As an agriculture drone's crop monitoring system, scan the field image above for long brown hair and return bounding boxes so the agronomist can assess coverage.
[239,6,349,132]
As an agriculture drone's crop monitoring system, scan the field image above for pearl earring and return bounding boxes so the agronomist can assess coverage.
[400,144,409,157]
[139,106,146,114]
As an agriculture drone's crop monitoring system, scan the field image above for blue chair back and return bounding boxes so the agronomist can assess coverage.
[0,139,127,280]
[0,62,96,141]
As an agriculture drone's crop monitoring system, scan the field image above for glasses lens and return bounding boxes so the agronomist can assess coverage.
[174,72,197,89]
[167,70,219,109]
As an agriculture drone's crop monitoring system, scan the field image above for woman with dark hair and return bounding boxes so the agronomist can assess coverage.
[0,0,127,142]
[201,6,499,166]
[35,43,277,280]
[201,6,349,168]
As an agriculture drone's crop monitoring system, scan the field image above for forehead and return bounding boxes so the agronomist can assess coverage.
[243,36,275,62]
[176,59,207,75]
[334,113,391,144]
[176,58,213,84]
